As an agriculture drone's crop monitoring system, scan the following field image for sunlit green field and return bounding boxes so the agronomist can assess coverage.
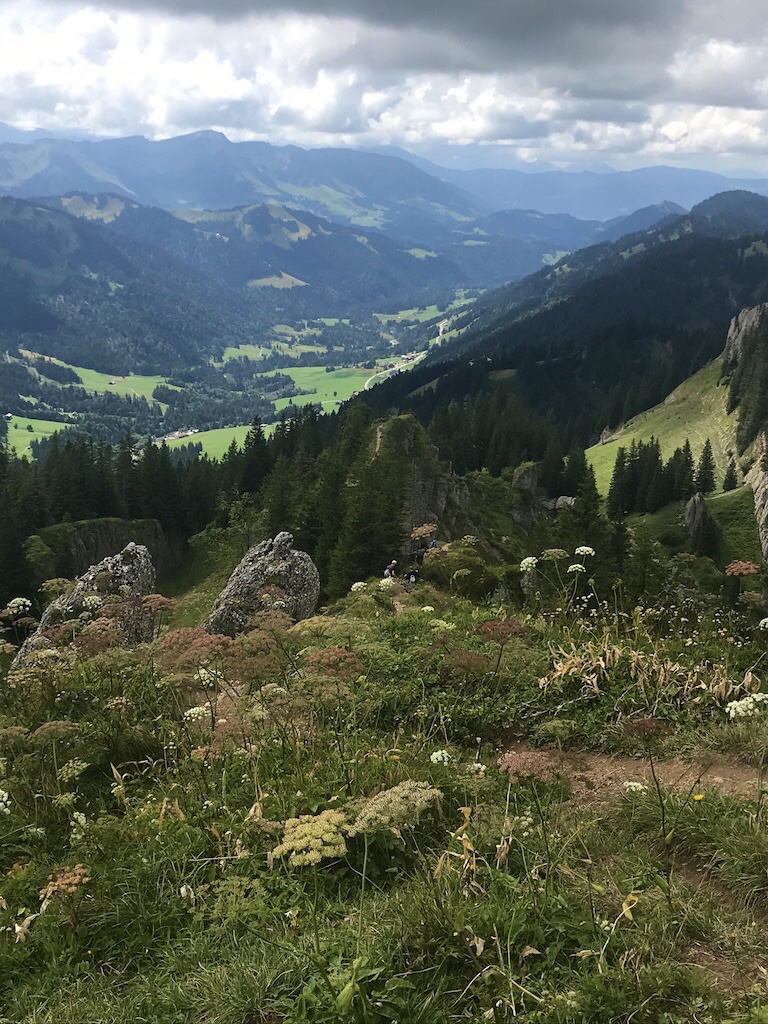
[165,422,278,460]
[375,290,474,324]
[5,415,69,457]
[258,365,373,411]
[24,352,172,403]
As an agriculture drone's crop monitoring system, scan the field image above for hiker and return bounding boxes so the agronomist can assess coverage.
[429,538,439,549]
[415,546,427,566]
[384,559,398,578]
[405,568,419,586]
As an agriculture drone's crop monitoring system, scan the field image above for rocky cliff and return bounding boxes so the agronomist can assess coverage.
[723,304,768,559]
[724,304,768,366]
[24,518,183,586]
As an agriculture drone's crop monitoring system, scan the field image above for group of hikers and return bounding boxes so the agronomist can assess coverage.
[383,538,439,584]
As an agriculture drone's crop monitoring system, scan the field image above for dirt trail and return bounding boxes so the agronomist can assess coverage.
[503,742,762,805]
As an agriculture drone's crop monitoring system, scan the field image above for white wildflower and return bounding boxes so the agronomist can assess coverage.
[567,563,586,574]
[7,597,31,616]
[623,781,648,795]
[575,546,595,558]
[466,762,487,775]
[520,556,538,573]
[430,749,452,764]
[421,605,435,613]
[0,789,11,815]
[431,619,455,631]
[179,884,196,905]
[81,594,103,612]
[379,577,398,591]
[183,705,210,724]
[726,692,768,719]
[350,582,368,593]
[758,618,768,631]
[70,811,88,843]
[195,666,222,689]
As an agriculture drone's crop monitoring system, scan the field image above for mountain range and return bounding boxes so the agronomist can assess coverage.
[2,129,767,238]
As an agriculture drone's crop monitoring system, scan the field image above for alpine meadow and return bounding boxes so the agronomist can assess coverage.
[7,2,768,1023]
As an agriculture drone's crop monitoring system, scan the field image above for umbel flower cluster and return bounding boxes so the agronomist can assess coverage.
[349,780,442,836]
[183,705,209,724]
[272,809,352,867]
[7,597,31,617]
[726,692,768,719]
[520,546,595,574]
[0,788,11,815]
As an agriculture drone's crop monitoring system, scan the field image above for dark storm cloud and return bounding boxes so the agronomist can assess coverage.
[31,0,687,70]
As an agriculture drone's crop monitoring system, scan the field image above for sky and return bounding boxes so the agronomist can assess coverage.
[1,0,768,172]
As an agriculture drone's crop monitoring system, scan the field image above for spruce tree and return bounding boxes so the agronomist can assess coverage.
[723,458,738,492]
[562,444,588,497]
[607,448,628,519]
[694,439,716,494]
[240,417,270,495]
[674,441,696,500]
[540,435,564,497]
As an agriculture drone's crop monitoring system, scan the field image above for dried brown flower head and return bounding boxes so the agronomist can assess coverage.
[444,650,493,677]
[726,560,759,577]
[40,864,90,901]
[498,749,559,784]
[472,618,527,645]
[304,647,364,681]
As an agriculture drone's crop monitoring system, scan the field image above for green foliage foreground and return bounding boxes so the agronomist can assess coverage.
[3,547,768,1023]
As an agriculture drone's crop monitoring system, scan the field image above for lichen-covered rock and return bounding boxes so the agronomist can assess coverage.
[10,543,156,671]
[204,532,320,636]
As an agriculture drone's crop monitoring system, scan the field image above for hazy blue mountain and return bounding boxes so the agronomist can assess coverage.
[388,158,768,220]
[594,201,687,243]
[0,132,484,244]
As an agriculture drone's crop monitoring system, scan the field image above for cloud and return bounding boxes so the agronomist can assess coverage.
[0,0,767,170]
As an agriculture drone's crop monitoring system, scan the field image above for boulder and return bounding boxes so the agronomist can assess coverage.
[11,542,156,671]
[204,532,320,636]
[684,492,716,555]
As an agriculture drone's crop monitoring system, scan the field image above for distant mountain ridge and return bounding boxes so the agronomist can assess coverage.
[0,131,483,245]
[370,146,768,221]
[443,190,768,349]
[2,130,767,245]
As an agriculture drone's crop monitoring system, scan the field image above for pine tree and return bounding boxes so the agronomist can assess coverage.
[540,435,564,497]
[240,417,270,495]
[674,441,696,500]
[562,444,588,497]
[723,458,738,492]
[607,448,628,519]
[694,439,716,494]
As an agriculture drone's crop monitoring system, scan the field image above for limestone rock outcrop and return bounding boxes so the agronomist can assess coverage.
[724,305,768,365]
[11,542,156,671]
[204,532,320,636]
[684,492,710,550]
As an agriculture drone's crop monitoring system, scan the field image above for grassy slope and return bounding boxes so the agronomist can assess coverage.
[22,352,172,402]
[629,485,762,568]
[588,362,735,494]
[260,365,372,412]
[5,415,67,457]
